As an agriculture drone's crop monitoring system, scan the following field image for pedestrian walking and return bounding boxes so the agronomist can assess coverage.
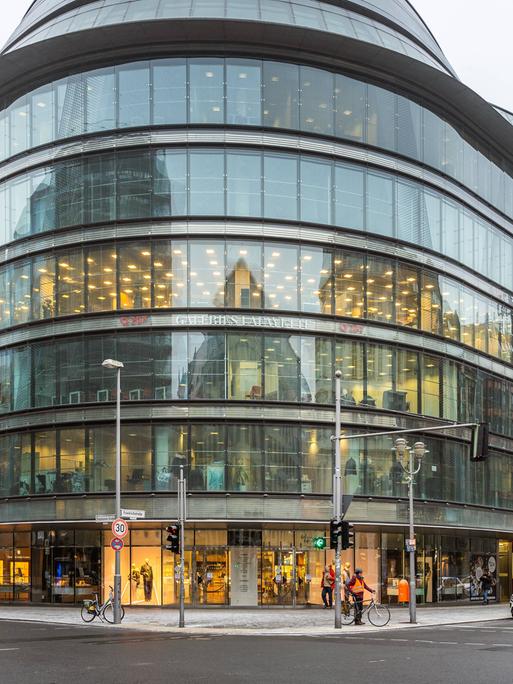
[347,568,375,624]
[321,564,335,608]
[480,571,494,605]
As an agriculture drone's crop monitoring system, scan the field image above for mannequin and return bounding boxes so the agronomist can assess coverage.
[341,388,356,405]
[140,558,154,601]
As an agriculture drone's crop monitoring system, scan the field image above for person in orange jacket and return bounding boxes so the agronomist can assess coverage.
[320,564,335,608]
[347,568,375,624]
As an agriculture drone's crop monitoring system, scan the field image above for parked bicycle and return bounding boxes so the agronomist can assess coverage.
[341,595,391,626]
[81,586,125,624]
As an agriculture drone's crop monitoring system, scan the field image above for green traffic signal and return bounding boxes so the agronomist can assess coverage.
[313,536,326,550]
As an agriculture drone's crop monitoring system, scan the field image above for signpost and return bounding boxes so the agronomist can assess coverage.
[111,538,124,552]
[112,518,129,539]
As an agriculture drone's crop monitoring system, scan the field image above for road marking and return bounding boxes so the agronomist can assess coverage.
[0,648,19,652]
[463,642,486,646]
[415,640,434,643]
[368,659,386,663]
[389,638,408,641]
[438,641,458,645]
[491,643,513,647]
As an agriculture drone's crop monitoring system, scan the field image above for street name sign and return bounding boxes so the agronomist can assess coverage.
[95,514,116,523]
[121,508,146,519]
[112,518,129,538]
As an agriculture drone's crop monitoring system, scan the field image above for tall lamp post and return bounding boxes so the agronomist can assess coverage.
[394,438,427,624]
[102,358,124,624]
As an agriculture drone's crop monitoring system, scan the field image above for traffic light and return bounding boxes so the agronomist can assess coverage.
[471,423,489,461]
[165,525,180,553]
[329,519,343,549]
[341,521,354,550]
[313,536,326,550]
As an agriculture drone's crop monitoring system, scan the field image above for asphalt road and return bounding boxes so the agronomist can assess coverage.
[1,619,513,684]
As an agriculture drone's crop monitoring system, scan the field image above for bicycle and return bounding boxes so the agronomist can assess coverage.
[341,594,391,627]
[81,586,125,624]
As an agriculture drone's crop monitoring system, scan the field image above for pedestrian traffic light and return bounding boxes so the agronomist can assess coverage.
[165,525,180,553]
[313,536,326,550]
[471,423,489,461]
[329,519,343,549]
[341,521,354,550]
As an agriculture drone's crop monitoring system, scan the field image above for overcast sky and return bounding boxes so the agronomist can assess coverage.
[0,1,511,111]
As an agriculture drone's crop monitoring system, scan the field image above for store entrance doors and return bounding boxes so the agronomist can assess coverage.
[261,549,308,606]
[194,548,228,605]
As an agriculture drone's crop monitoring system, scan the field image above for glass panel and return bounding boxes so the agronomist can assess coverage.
[189,60,224,124]
[300,66,333,135]
[421,270,442,336]
[153,240,187,308]
[335,339,364,405]
[226,59,262,126]
[262,61,299,130]
[56,75,84,139]
[226,150,261,217]
[190,424,225,492]
[421,191,442,252]
[34,431,56,494]
[301,427,331,494]
[422,355,440,417]
[334,74,365,142]
[367,173,394,237]
[300,158,331,225]
[190,150,224,215]
[57,249,85,316]
[90,426,115,493]
[86,245,118,313]
[118,62,150,128]
[300,336,332,404]
[11,261,31,325]
[263,334,300,402]
[366,256,395,323]
[367,85,396,151]
[441,279,461,342]
[227,425,262,491]
[154,150,187,216]
[188,332,225,399]
[264,153,298,221]
[263,243,298,310]
[117,334,153,402]
[396,349,418,413]
[33,341,56,408]
[334,250,365,318]
[226,241,262,309]
[366,344,393,410]
[85,68,116,132]
[265,425,299,493]
[118,242,152,310]
[227,333,262,401]
[85,336,116,404]
[117,152,152,220]
[300,246,332,314]
[153,59,187,125]
[0,350,11,414]
[59,429,87,493]
[58,337,86,405]
[122,426,152,492]
[397,181,420,244]
[396,263,418,328]
[189,241,225,307]
[154,424,187,492]
[10,98,30,156]
[31,86,55,147]
[84,155,116,224]
[334,163,364,229]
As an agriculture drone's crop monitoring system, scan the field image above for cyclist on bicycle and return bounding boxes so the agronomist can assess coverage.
[347,568,375,625]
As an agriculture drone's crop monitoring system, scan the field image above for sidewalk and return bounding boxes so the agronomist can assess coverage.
[0,603,508,636]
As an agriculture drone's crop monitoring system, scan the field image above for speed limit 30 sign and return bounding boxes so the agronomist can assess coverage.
[112,517,129,539]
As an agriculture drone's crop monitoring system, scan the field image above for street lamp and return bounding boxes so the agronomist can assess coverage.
[102,358,124,624]
[393,437,427,624]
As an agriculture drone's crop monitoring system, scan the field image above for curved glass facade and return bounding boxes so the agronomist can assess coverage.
[2,328,513,436]
[5,0,448,75]
[1,238,512,364]
[1,146,512,292]
[1,0,513,609]
[0,421,510,511]
[1,58,510,217]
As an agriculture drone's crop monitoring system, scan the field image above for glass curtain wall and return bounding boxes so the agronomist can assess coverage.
[1,58,511,219]
[1,147,511,292]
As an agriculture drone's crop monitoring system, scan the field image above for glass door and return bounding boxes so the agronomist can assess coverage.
[195,549,228,605]
[498,540,512,602]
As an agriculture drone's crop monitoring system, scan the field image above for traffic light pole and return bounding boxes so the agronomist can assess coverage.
[178,466,186,629]
[334,370,343,629]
